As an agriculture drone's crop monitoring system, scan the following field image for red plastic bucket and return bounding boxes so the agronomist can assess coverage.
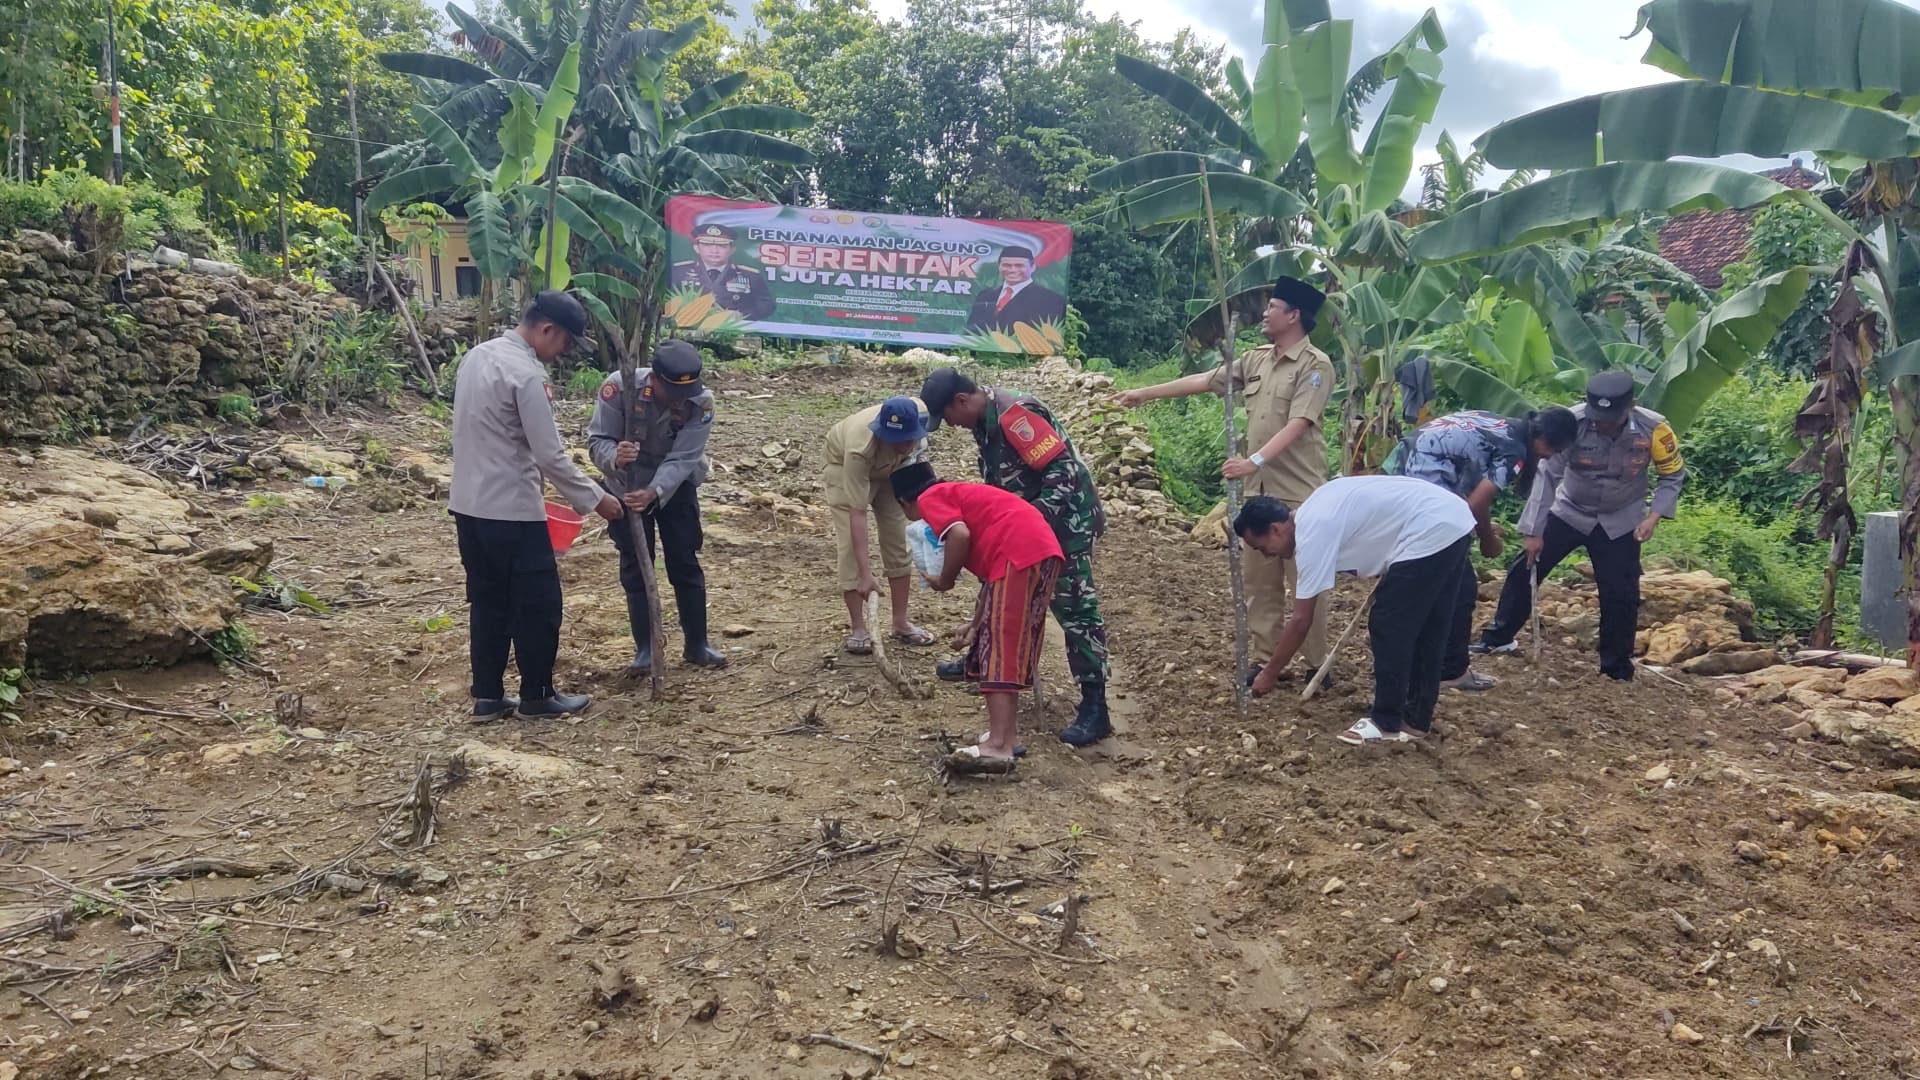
[545,501,585,553]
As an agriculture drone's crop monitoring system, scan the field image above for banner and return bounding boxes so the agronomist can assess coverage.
[663,195,1073,355]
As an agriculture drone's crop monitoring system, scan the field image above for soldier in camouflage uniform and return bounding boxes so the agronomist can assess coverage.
[920,367,1112,746]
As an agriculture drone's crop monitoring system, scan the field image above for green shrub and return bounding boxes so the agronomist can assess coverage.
[210,622,259,665]
[1643,499,1827,640]
[0,666,23,724]
[0,170,218,259]
[274,310,405,409]
[0,180,62,233]
[1682,370,1815,522]
[565,366,610,399]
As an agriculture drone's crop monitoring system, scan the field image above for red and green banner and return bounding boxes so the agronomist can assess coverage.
[663,195,1073,355]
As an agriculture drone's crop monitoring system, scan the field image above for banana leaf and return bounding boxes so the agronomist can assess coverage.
[1250,44,1304,171]
[1108,171,1309,228]
[1226,249,1310,295]
[364,164,462,215]
[571,272,641,300]
[1089,152,1248,191]
[1874,340,1920,388]
[1477,82,1920,170]
[379,52,497,85]
[679,73,748,122]
[1359,60,1443,213]
[1295,19,1364,186]
[518,186,608,254]
[1224,56,1253,116]
[528,44,583,186]
[444,4,535,76]
[534,216,571,291]
[410,105,483,182]
[680,129,814,165]
[1115,56,1266,162]
[1279,0,1333,31]
[1641,267,1811,432]
[1432,356,1536,414]
[1481,243,1611,372]
[1408,161,1797,262]
[1182,285,1273,349]
[556,176,663,249]
[466,190,518,282]
[661,145,730,194]
[1332,210,1410,268]
[493,85,540,190]
[681,104,811,135]
[1635,0,1920,107]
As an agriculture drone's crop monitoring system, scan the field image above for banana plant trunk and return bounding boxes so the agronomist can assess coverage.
[1891,377,1920,666]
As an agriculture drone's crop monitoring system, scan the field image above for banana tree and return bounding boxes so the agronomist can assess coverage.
[365,44,652,338]
[1414,0,1920,659]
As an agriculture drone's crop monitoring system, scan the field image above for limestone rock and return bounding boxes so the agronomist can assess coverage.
[186,540,275,581]
[277,441,358,478]
[454,741,577,782]
[393,449,453,498]
[202,737,283,765]
[1681,649,1780,677]
[1744,665,1838,689]
[0,511,237,671]
[1840,666,1920,704]
[1895,695,1920,716]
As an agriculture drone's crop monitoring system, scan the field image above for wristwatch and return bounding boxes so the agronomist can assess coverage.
[1248,452,1266,468]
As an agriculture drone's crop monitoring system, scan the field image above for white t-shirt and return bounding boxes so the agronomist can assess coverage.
[1291,476,1475,599]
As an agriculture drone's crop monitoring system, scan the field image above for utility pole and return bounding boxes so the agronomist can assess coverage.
[348,62,365,236]
[102,0,123,183]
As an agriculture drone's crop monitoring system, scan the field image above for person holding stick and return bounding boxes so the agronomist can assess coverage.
[1234,478,1474,745]
[825,396,936,655]
[919,368,1112,746]
[1387,407,1578,692]
[1470,371,1686,682]
[891,463,1064,774]
[450,291,625,720]
[586,340,729,675]
[1115,276,1336,685]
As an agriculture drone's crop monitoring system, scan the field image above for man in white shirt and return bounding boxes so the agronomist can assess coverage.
[1234,477,1475,745]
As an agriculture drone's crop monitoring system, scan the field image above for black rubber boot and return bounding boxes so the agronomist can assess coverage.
[936,658,967,682]
[519,692,591,717]
[676,581,727,668]
[472,697,518,721]
[1057,682,1113,747]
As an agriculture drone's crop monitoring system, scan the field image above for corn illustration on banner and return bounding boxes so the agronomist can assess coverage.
[664,195,1073,355]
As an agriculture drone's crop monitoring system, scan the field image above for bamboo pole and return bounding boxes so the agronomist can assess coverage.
[1197,161,1250,719]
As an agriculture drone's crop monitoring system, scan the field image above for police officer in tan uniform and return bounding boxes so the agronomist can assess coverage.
[1116,276,1336,681]
[1473,370,1687,681]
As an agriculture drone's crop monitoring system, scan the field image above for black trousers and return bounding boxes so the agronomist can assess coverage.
[611,485,709,647]
[1441,557,1479,682]
[1369,535,1472,734]
[454,513,562,701]
[1480,512,1641,681]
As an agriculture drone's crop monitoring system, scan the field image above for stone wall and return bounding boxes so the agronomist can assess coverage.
[0,230,358,441]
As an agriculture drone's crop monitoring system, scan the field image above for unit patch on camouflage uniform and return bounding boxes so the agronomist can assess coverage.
[998,402,1066,469]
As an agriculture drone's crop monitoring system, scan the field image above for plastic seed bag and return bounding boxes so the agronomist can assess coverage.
[907,520,944,585]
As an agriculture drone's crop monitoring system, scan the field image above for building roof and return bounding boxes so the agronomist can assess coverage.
[1657,163,1824,289]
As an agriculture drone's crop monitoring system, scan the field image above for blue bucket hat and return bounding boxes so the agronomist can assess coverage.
[870,396,929,444]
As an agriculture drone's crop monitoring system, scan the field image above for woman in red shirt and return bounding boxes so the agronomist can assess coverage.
[891,463,1064,773]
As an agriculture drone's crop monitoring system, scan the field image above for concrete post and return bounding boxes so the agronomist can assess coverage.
[1861,511,1911,651]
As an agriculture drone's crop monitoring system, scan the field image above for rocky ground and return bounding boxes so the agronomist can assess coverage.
[2,354,1918,1080]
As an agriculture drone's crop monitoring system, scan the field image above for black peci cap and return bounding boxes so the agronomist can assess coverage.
[652,339,704,396]
[1585,370,1635,417]
[918,367,975,431]
[1271,276,1326,320]
[692,222,736,242]
[890,461,938,503]
[528,289,595,349]
[999,245,1036,262]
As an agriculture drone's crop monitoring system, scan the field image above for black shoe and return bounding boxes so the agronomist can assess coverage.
[1243,664,1262,689]
[1058,683,1113,747]
[518,692,591,717]
[936,659,967,683]
[628,642,654,676]
[683,641,729,669]
[472,697,518,720]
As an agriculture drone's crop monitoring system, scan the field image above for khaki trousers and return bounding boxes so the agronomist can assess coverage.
[1246,548,1328,670]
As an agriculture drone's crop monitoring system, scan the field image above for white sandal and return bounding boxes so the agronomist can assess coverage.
[1338,718,1388,745]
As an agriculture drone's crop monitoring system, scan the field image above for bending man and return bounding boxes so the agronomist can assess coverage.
[1234,478,1474,745]
[825,396,935,654]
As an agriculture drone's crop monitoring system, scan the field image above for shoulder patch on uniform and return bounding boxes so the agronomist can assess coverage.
[599,382,618,402]
[1651,421,1684,476]
[998,401,1066,470]
[1308,371,1322,389]
[699,404,714,425]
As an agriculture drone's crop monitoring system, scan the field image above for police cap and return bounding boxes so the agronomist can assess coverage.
[1585,370,1635,417]
[1271,276,1326,320]
[527,289,595,350]
[652,339,704,397]
[692,222,736,243]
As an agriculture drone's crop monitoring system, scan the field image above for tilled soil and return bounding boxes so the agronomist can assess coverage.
[2,358,1918,1080]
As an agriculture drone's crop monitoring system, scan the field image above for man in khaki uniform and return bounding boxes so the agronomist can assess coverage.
[1116,276,1336,679]
[826,396,936,654]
